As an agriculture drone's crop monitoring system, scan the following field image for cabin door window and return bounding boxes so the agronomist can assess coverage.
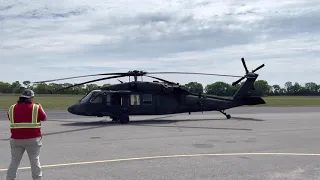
[130,94,140,105]
[142,94,152,105]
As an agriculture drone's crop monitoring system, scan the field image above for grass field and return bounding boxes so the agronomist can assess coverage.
[1,94,320,110]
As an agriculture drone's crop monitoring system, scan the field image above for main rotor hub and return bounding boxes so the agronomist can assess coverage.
[127,70,146,76]
[127,70,147,81]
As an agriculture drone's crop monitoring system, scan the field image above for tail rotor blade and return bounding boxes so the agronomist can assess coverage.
[232,76,245,86]
[252,64,265,73]
[241,57,249,73]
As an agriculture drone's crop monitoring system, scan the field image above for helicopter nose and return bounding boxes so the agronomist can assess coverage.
[67,106,75,114]
[67,104,78,114]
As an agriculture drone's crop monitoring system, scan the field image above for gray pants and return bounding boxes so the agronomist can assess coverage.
[6,137,42,180]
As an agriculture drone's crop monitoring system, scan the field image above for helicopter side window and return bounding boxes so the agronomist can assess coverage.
[102,93,111,105]
[142,94,152,105]
[90,94,103,104]
[130,94,140,105]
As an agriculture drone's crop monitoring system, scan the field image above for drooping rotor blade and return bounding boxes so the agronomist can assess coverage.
[145,75,178,85]
[147,72,242,78]
[51,74,127,93]
[251,64,265,73]
[241,57,249,73]
[32,72,127,84]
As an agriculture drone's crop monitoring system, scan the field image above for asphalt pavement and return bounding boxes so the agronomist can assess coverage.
[0,107,320,180]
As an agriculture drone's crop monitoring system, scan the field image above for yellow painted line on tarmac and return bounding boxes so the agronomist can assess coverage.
[0,152,319,172]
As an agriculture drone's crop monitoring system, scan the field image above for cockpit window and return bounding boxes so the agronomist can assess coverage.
[90,94,102,103]
[79,92,93,103]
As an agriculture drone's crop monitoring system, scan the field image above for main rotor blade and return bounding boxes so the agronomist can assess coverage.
[251,64,265,73]
[241,58,249,73]
[52,74,126,93]
[145,75,178,85]
[32,73,126,84]
[147,72,242,78]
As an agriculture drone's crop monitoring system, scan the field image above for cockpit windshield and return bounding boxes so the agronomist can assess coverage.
[79,90,126,105]
[79,92,94,103]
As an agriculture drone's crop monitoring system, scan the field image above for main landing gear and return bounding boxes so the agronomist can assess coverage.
[110,108,130,124]
[219,110,231,119]
[110,114,130,124]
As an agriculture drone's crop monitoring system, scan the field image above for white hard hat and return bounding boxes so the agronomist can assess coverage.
[20,89,35,98]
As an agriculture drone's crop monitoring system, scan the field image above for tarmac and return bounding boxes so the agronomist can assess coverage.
[0,107,319,180]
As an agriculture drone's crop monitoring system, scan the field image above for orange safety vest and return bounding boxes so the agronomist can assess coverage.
[8,104,41,129]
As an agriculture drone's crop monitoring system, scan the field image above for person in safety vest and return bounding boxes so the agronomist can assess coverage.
[6,89,47,180]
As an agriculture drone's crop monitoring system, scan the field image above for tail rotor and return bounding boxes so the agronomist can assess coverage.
[232,58,265,86]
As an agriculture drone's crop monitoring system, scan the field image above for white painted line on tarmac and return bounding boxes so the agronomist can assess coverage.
[0,152,319,171]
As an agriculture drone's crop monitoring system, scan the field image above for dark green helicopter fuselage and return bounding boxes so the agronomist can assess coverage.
[67,75,265,119]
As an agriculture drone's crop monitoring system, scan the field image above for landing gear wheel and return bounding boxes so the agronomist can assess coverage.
[110,116,119,122]
[119,115,129,124]
[219,110,231,119]
[112,118,119,122]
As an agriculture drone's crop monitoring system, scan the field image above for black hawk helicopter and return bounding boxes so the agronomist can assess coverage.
[33,58,266,124]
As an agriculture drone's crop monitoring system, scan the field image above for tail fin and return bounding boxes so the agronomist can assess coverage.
[231,57,265,101]
[232,73,257,100]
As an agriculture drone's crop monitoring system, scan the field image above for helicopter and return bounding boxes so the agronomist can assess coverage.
[33,57,266,124]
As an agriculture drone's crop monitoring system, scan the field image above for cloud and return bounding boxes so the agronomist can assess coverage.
[1,0,320,87]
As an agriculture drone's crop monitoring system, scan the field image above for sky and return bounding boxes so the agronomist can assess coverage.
[1,0,320,88]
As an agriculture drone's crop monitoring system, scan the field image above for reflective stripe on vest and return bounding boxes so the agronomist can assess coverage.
[9,104,41,128]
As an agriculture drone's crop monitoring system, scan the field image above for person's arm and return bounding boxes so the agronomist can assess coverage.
[7,105,12,121]
[37,104,47,121]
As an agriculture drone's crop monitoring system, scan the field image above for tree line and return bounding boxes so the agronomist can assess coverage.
[0,80,319,97]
